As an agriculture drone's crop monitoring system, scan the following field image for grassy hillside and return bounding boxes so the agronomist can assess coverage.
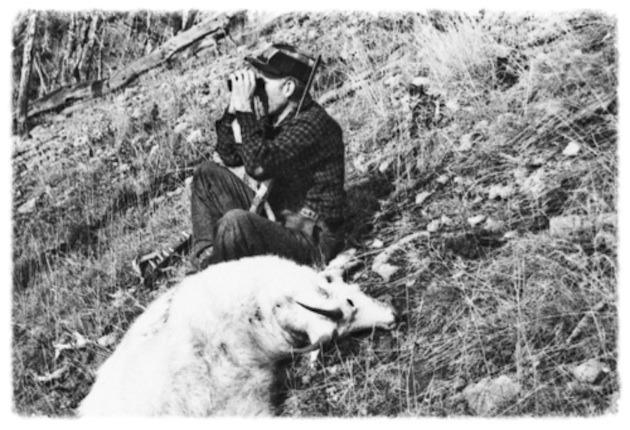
[12,11,617,416]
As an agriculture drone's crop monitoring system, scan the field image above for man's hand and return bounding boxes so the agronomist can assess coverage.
[228,69,256,113]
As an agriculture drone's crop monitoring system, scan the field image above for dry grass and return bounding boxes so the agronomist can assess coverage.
[12,11,617,416]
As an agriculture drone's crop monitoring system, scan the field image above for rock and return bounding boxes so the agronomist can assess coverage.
[426,219,441,233]
[186,129,204,144]
[131,107,143,119]
[378,158,392,174]
[503,230,518,240]
[458,133,474,151]
[440,215,453,226]
[97,333,118,348]
[445,98,459,112]
[17,197,37,214]
[370,239,384,249]
[173,122,188,135]
[487,184,514,200]
[549,213,616,237]
[562,140,581,156]
[519,168,546,199]
[463,375,521,415]
[415,191,432,206]
[474,120,489,132]
[571,359,610,384]
[467,214,486,227]
[411,76,430,87]
[483,217,504,233]
[436,174,450,185]
[352,154,369,174]
[372,262,399,282]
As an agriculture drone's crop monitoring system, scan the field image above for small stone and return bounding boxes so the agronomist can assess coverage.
[426,219,441,233]
[519,169,546,199]
[436,174,450,185]
[370,239,384,249]
[549,215,587,237]
[474,120,489,132]
[463,375,521,415]
[352,154,369,174]
[487,184,514,200]
[571,359,610,384]
[186,129,204,144]
[97,333,117,347]
[562,140,581,156]
[379,158,392,174]
[503,230,518,240]
[440,215,453,226]
[17,197,37,214]
[483,217,504,233]
[445,99,459,112]
[467,214,486,227]
[415,191,432,206]
[372,262,399,282]
[411,76,430,87]
[458,133,474,151]
[173,122,188,135]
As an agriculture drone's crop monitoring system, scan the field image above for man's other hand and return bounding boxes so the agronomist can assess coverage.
[228,69,256,113]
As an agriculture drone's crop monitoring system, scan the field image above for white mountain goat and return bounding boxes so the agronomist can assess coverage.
[78,255,397,416]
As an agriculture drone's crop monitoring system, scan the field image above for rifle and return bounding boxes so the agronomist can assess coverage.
[247,54,322,215]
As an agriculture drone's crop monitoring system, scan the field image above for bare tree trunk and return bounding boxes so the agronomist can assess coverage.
[144,12,153,55]
[60,12,76,86]
[78,13,102,81]
[16,12,37,135]
[182,10,197,31]
[71,14,90,83]
[97,31,104,80]
[33,52,48,98]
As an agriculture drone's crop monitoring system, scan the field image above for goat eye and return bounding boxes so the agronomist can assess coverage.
[325,274,333,283]
[346,299,355,307]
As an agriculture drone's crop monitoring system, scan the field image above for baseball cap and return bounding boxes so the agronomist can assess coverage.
[245,43,316,84]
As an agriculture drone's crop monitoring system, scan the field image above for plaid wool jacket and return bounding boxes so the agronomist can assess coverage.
[214,97,345,223]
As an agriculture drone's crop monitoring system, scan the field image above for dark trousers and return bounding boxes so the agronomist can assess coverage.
[191,161,339,267]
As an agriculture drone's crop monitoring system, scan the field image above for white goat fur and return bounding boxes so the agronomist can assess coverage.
[78,255,396,416]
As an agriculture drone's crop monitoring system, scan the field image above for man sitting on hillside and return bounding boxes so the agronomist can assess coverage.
[190,43,346,270]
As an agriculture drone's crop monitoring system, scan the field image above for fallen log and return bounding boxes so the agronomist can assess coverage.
[23,11,246,121]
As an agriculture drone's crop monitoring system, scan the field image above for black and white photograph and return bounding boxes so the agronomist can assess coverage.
[6,1,624,420]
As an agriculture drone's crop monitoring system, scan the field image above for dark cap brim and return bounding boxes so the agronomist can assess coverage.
[245,56,284,79]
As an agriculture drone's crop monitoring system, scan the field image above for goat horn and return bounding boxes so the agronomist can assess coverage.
[296,301,343,321]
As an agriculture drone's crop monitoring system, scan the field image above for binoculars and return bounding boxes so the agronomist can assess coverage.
[227,77,266,93]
